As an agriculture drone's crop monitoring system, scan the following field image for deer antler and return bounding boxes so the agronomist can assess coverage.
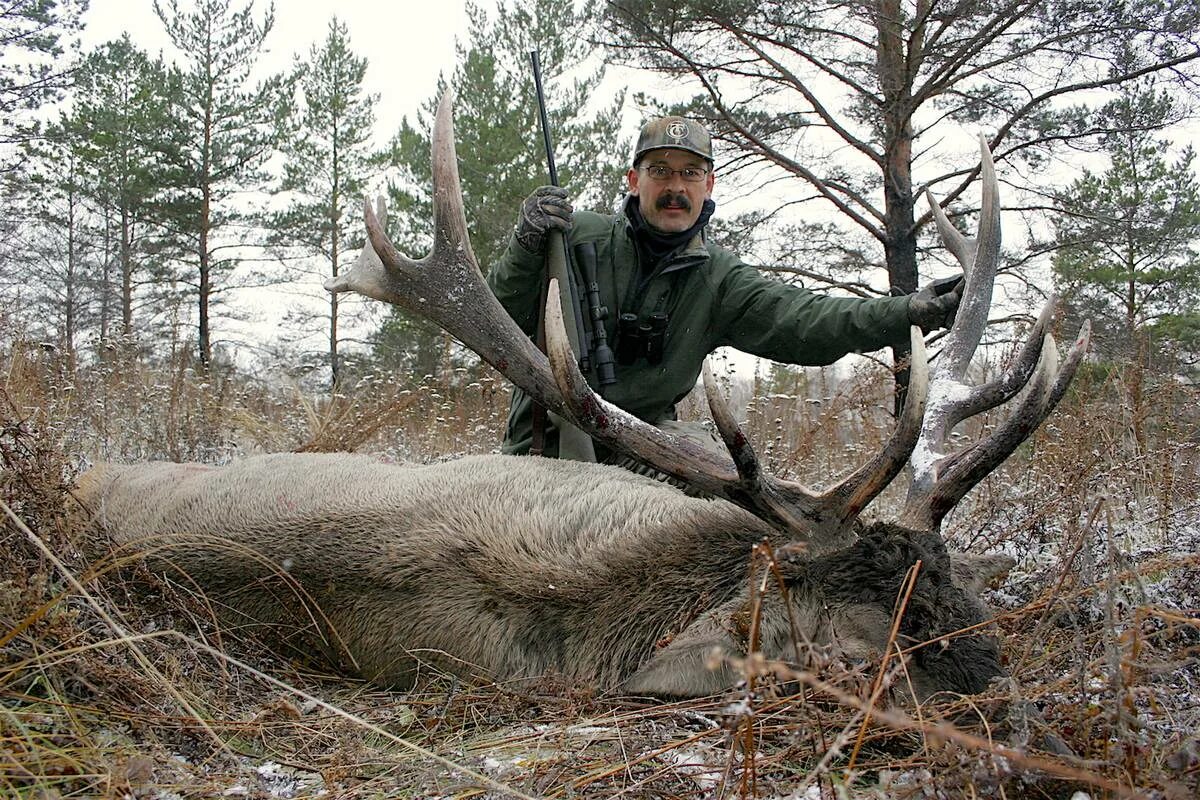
[330,94,1080,554]
[325,97,570,424]
[901,137,1092,530]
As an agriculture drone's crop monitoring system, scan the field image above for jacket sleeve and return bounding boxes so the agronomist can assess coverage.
[486,233,545,336]
[711,262,913,366]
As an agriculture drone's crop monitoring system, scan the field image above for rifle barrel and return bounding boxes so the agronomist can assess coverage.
[529,51,559,187]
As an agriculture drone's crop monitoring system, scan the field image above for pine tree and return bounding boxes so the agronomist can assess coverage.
[1053,87,1200,376]
[0,0,87,166]
[153,0,290,367]
[19,120,99,365]
[272,16,377,390]
[0,0,89,321]
[71,36,185,350]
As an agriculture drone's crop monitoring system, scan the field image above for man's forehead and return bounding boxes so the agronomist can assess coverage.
[643,149,708,167]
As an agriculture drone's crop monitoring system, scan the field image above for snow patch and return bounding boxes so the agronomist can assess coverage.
[661,743,723,792]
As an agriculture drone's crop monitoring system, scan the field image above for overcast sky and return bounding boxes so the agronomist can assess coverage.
[80,0,482,146]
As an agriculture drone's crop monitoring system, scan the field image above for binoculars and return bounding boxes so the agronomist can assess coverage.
[616,312,669,366]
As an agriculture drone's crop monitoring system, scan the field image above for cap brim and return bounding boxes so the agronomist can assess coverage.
[633,145,714,165]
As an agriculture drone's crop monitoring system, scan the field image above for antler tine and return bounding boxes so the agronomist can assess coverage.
[904,320,1092,529]
[926,187,975,270]
[824,326,929,527]
[934,133,1002,383]
[428,92,476,268]
[543,278,742,487]
[703,361,760,482]
[910,297,1056,462]
[944,297,1055,428]
[326,93,570,422]
[903,136,1091,529]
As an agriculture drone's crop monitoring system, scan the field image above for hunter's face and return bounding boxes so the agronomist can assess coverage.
[627,149,714,234]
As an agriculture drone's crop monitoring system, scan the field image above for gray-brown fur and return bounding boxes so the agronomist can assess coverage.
[75,452,1008,698]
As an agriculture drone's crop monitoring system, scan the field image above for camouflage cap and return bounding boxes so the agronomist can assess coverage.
[632,116,713,165]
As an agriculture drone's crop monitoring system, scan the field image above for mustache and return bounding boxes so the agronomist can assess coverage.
[656,192,692,211]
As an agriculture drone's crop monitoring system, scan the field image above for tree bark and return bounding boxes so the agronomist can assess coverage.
[198,74,214,368]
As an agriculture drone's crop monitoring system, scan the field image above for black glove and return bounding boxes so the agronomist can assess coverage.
[907,274,965,332]
[515,185,573,254]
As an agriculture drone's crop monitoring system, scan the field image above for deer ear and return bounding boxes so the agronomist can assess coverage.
[949,552,1016,594]
[773,542,810,581]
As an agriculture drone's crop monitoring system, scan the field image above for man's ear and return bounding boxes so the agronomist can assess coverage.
[704,168,715,198]
[627,167,640,196]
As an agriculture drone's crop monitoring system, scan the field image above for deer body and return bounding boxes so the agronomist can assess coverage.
[77,452,1003,698]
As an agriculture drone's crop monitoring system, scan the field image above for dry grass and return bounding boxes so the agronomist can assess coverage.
[2,338,1198,799]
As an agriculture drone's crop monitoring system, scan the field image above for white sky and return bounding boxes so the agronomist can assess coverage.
[81,0,480,147]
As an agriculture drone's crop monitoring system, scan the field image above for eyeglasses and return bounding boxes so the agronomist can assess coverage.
[641,164,709,183]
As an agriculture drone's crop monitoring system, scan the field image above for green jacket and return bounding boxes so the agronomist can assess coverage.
[486,199,913,457]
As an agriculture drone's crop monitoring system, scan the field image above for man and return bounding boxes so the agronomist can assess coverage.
[487,116,961,459]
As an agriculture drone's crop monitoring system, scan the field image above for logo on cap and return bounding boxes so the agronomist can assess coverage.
[666,121,689,140]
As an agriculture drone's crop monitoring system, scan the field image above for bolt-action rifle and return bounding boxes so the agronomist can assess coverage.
[527,51,616,461]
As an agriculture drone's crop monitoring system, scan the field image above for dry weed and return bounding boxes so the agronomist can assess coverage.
[1,339,1198,798]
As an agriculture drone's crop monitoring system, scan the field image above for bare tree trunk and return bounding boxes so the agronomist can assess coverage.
[330,135,341,393]
[330,268,340,391]
[120,202,133,339]
[198,93,214,369]
[199,186,212,368]
[64,162,78,367]
[100,208,112,348]
[876,0,919,410]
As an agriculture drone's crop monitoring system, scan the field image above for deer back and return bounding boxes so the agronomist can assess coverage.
[76,453,777,688]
